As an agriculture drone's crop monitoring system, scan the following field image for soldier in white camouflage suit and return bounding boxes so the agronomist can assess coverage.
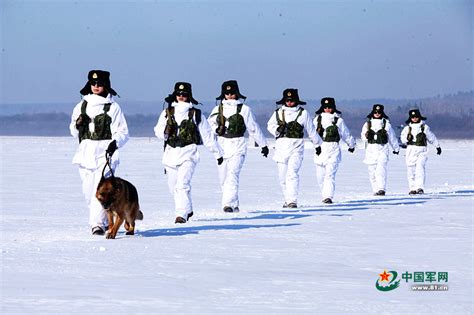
[267,88,322,208]
[360,104,400,196]
[400,109,441,195]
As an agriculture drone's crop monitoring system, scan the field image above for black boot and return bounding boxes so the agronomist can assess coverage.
[175,217,186,224]
[375,190,386,196]
[92,226,105,236]
[322,198,333,204]
[416,188,424,194]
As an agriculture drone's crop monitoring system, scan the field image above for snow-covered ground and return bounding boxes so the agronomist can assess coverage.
[1,137,472,314]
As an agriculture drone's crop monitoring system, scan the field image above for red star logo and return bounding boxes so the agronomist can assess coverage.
[379,270,391,282]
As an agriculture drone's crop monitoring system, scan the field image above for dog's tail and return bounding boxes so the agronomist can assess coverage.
[137,210,144,220]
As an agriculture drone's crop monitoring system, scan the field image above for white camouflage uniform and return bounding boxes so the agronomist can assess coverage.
[313,112,355,201]
[361,118,400,193]
[70,93,129,229]
[400,122,440,192]
[208,99,267,210]
[267,106,322,206]
[155,101,223,220]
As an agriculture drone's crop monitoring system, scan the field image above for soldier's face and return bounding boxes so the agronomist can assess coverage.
[285,100,297,107]
[411,116,420,123]
[91,83,105,95]
[225,93,237,100]
[323,107,333,113]
[176,92,189,102]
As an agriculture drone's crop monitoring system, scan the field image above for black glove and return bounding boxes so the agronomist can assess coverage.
[393,151,399,155]
[217,157,224,165]
[216,125,226,136]
[276,124,286,138]
[348,147,355,153]
[407,134,413,142]
[261,146,269,158]
[106,140,117,157]
[315,146,322,156]
[436,147,442,155]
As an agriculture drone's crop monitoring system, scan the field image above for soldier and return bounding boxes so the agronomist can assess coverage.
[154,82,223,223]
[208,80,269,213]
[361,104,400,196]
[400,109,441,194]
[313,97,355,204]
[267,88,322,208]
[70,70,129,235]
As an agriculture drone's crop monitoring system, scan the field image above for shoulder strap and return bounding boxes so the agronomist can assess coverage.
[218,104,225,126]
[295,108,304,120]
[367,118,371,130]
[190,108,201,125]
[80,100,88,115]
[165,106,174,118]
[275,109,282,124]
[421,124,425,132]
[236,104,243,114]
[382,118,386,129]
[103,103,111,113]
[317,115,322,127]
[333,116,339,125]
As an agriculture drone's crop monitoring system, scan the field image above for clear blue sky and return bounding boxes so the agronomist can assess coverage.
[1,0,472,104]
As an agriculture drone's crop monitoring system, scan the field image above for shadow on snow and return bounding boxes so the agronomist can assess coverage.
[140,223,301,238]
[137,189,472,238]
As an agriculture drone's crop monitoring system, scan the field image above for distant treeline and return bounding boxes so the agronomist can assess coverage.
[1,91,472,139]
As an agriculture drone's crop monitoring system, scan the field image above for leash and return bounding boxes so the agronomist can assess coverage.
[101,152,115,178]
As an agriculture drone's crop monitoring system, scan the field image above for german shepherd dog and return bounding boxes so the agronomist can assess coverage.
[96,159,143,239]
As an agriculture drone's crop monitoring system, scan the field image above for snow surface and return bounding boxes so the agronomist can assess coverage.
[1,137,473,314]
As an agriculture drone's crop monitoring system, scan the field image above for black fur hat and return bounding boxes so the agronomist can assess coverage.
[276,88,306,105]
[315,97,341,114]
[216,80,246,100]
[406,109,427,124]
[80,70,117,96]
[367,104,389,119]
[165,82,199,105]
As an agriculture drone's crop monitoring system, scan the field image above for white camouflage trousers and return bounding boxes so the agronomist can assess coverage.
[316,161,339,200]
[367,157,388,193]
[166,160,196,219]
[218,154,245,208]
[78,165,114,229]
[406,156,427,191]
[277,153,303,205]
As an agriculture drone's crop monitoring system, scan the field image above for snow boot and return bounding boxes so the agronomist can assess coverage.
[287,202,297,208]
[409,190,417,195]
[175,216,186,224]
[92,226,105,236]
[322,198,333,204]
[175,211,193,224]
[416,188,424,194]
[223,206,234,213]
[375,190,386,196]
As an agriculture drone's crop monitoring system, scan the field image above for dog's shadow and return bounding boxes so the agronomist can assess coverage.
[139,222,301,238]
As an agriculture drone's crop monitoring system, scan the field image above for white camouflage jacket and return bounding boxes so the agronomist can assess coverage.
[267,106,322,163]
[207,100,267,159]
[69,93,129,170]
